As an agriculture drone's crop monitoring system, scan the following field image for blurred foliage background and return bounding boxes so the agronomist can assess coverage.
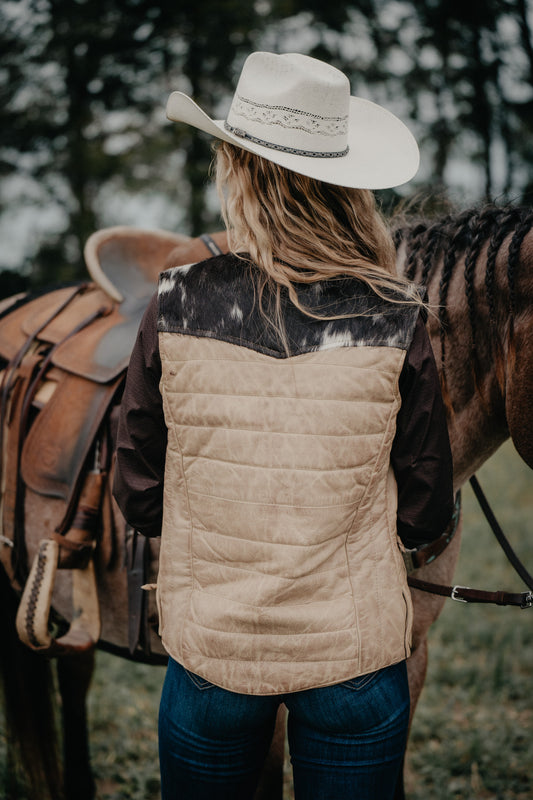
[1,0,533,293]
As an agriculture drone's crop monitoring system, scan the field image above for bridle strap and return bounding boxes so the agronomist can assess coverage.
[200,233,224,257]
[403,493,461,573]
[408,576,532,608]
[468,474,533,590]
[407,475,533,609]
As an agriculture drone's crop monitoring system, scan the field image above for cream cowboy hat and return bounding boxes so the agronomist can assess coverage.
[166,51,419,190]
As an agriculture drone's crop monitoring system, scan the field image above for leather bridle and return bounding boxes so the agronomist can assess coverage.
[407,476,533,609]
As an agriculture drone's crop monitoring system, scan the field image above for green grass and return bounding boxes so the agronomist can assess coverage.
[1,441,532,798]
[87,655,163,800]
[405,441,533,800]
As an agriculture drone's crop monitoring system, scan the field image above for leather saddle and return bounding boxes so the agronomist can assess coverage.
[0,226,190,655]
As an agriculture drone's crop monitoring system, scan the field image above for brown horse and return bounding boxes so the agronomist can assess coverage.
[392,204,533,794]
[0,205,532,799]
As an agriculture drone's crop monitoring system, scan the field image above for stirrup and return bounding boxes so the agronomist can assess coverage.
[16,538,100,654]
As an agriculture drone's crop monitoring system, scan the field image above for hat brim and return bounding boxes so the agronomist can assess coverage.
[166,91,419,190]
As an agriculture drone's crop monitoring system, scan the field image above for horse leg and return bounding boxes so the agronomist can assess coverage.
[0,567,63,799]
[253,704,287,800]
[394,524,462,799]
[406,636,429,726]
[394,636,430,799]
[56,650,96,800]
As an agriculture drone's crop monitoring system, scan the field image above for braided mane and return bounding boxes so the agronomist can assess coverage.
[393,205,533,396]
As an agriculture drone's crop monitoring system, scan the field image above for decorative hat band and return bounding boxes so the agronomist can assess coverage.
[223,122,349,158]
[225,94,350,158]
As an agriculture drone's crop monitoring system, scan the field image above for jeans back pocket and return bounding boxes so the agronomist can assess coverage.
[341,670,378,691]
[184,668,216,691]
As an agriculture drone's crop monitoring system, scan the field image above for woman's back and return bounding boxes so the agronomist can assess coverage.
[156,253,420,693]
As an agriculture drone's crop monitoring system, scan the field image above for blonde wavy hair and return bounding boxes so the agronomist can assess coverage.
[215,142,423,340]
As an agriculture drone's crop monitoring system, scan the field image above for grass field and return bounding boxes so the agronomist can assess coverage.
[1,440,532,798]
[403,441,533,800]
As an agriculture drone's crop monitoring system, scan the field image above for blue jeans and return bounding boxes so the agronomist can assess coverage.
[159,658,409,800]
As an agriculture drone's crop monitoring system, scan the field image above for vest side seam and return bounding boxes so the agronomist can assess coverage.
[343,349,405,670]
[385,348,406,575]
[345,364,403,524]
[159,337,196,662]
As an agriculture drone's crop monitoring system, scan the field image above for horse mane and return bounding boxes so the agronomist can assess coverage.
[393,204,533,399]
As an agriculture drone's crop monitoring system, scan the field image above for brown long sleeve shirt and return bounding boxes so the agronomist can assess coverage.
[113,290,454,549]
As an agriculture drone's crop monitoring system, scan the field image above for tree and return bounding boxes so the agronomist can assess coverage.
[1,0,533,287]
[0,0,261,283]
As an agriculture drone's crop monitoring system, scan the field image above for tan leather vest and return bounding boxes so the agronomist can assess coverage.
[155,255,418,695]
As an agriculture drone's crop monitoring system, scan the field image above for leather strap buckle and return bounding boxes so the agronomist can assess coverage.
[521,591,533,610]
[451,585,469,603]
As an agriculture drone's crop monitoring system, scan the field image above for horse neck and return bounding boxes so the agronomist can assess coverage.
[396,210,533,489]
[426,245,509,489]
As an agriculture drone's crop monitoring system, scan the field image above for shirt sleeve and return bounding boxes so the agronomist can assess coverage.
[112,293,167,537]
[391,314,454,548]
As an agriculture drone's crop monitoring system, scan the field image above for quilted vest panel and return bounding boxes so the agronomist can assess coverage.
[155,256,419,694]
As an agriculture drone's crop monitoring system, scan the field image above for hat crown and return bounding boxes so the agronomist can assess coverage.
[226,52,350,157]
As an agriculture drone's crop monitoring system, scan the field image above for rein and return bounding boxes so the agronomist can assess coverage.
[407,476,533,609]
